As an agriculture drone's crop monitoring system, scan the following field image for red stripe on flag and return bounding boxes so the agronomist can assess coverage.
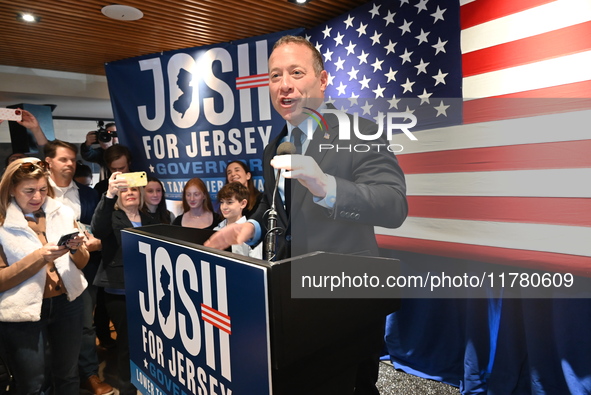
[462,21,591,77]
[460,0,556,30]
[406,196,591,227]
[236,82,268,90]
[202,316,232,335]
[236,73,268,82]
[201,303,230,320]
[463,94,591,124]
[398,140,591,174]
[376,235,591,277]
[236,74,268,90]
[201,310,232,330]
[481,80,591,99]
[201,304,232,334]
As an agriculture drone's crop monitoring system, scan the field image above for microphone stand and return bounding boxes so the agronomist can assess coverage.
[265,169,281,261]
[264,141,296,262]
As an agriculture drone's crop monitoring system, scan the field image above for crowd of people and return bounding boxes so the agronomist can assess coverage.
[0,35,407,395]
[0,112,264,395]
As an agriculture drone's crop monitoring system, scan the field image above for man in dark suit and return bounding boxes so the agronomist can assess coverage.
[207,35,408,394]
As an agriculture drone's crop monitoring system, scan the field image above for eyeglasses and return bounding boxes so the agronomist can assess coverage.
[18,160,48,173]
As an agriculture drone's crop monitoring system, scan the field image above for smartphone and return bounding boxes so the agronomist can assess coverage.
[118,171,147,188]
[0,108,22,121]
[57,230,80,246]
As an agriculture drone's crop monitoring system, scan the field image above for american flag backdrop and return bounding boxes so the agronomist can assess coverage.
[306,0,591,275]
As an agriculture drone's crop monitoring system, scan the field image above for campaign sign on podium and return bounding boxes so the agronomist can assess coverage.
[122,226,272,395]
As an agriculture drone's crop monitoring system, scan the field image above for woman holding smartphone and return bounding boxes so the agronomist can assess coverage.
[91,172,158,395]
[0,158,89,394]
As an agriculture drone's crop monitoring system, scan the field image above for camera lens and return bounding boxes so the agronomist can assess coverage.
[97,130,112,143]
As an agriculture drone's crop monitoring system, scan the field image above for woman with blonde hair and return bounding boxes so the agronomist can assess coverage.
[91,171,158,395]
[0,158,89,394]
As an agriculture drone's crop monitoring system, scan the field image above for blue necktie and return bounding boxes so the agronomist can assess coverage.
[292,127,304,154]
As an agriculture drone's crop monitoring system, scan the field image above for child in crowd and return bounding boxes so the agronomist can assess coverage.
[214,182,262,259]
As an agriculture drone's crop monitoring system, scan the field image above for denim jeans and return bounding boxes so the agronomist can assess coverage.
[0,294,83,395]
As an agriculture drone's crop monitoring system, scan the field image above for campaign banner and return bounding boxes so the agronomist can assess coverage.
[105,29,303,201]
[122,229,272,395]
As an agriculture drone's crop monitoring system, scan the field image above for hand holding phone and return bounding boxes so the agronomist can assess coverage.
[117,171,147,188]
[0,108,22,122]
[57,230,80,246]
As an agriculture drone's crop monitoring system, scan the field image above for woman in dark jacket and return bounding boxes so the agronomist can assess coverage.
[91,171,158,395]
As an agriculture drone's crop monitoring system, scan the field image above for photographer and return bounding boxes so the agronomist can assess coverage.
[80,121,118,180]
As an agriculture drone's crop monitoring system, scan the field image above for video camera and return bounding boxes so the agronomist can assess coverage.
[95,120,117,143]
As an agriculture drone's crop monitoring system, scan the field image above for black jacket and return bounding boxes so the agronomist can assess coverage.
[91,193,159,290]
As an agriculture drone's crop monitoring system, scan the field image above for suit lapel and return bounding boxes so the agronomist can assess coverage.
[306,103,340,166]
[292,104,340,210]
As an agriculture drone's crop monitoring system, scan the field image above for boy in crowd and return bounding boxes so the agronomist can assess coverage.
[214,182,262,259]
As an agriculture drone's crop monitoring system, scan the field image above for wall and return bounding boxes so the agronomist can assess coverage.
[0,119,100,184]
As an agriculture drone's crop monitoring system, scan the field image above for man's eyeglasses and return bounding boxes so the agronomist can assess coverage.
[18,160,48,173]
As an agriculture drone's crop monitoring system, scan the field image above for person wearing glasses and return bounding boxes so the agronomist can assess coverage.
[0,158,89,394]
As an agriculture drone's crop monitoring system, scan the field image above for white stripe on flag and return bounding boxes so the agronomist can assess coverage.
[463,51,591,99]
[377,217,591,257]
[405,169,591,198]
[392,111,591,154]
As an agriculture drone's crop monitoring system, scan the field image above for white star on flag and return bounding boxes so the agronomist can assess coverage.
[306,0,591,271]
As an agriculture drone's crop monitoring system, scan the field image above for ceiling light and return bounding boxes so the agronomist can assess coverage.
[288,0,312,4]
[18,13,39,23]
[101,5,143,21]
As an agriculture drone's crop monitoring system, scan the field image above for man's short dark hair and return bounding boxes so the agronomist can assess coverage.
[44,139,78,159]
[74,161,93,178]
[272,35,324,75]
[217,182,249,203]
[103,144,132,166]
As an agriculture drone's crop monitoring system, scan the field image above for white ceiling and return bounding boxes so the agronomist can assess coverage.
[0,66,113,120]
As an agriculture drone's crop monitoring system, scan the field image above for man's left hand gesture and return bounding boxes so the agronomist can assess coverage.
[271,154,329,198]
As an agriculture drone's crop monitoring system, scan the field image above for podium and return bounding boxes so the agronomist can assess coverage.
[122,225,400,395]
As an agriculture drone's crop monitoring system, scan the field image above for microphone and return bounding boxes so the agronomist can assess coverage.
[272,141,296,201]
[266,141,296,261]
[277,141,297,155]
